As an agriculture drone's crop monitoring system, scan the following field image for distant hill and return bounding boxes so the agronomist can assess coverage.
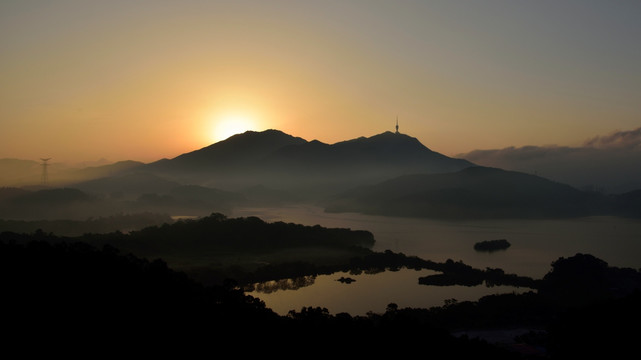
[142,129,474,197]
[324,166,607,219]
[610,189,641,217]
[72,172,245,215]
[0,181,244,220]
[0,187,31,202]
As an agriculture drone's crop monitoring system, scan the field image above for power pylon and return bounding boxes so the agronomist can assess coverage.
[40,158,51,186]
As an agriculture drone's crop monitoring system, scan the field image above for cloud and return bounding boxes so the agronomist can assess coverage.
[583,127,641,149]
[461,145,581,163]
[457,128,641,194]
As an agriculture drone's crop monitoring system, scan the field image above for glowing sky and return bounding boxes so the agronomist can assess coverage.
[2,0,640,163]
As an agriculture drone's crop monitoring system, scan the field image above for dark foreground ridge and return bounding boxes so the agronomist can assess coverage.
[2,239,520,358]
[2,225,641,357]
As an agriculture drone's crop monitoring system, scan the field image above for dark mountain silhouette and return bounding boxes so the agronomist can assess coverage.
[2,130,476,213]
[324,166,605,219]
[610,189,641,217]
[146,129,307,176]
[10,187,92,206]
[7,129,641,220]
[142,129,474,198]
[73,174,244,216]
[0,180,244,220]
[147,184,244,214]
[0,187,31,202]
[263,131,473,186]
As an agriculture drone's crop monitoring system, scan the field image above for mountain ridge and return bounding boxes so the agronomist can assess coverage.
[140,129,475,194]
[4,129,641,220]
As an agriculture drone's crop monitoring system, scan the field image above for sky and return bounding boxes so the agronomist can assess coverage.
[1,0,640,164]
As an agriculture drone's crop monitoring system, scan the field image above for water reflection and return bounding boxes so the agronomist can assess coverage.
[246,268,393,294]
[247,268,533,316]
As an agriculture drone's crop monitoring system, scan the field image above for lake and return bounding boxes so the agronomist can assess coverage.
[231,205,641,316]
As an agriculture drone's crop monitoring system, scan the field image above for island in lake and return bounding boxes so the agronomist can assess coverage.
[474,239,511,252]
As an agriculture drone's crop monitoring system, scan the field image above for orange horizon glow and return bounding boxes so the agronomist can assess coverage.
[1,1,640,164]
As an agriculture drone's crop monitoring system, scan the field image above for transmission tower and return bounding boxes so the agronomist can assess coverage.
[40,158,51,186]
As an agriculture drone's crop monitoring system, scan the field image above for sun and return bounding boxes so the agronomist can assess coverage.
[213,113,257,142]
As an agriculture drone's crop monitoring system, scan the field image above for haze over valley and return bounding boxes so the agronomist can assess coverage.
[2,126,641,222]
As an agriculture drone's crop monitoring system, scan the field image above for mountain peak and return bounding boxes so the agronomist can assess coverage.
[175,129,306,159]
[214,129,307,147]
[370,130,423,142]
[333,130,432,154]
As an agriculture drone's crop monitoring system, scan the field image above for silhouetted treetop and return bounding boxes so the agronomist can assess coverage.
[8,212,375,257]
[122,212,375,253]
[539,253,641,305]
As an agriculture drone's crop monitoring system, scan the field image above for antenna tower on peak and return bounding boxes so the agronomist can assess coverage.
[395,116,399,134]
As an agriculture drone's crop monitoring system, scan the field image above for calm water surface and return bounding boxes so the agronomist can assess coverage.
[232,205,641,315]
